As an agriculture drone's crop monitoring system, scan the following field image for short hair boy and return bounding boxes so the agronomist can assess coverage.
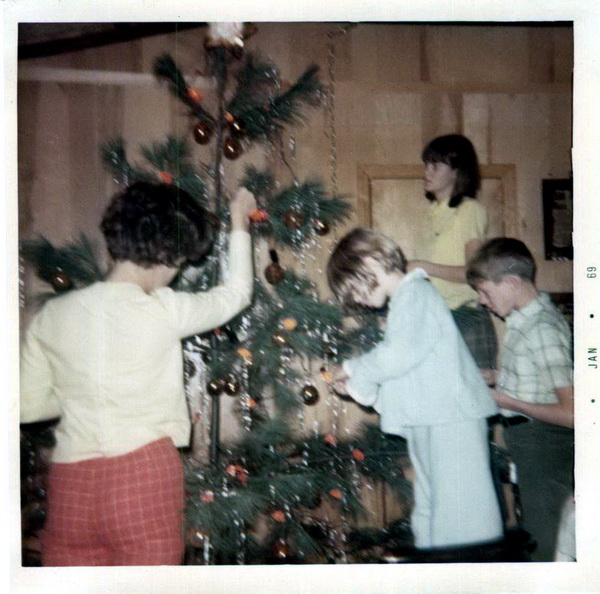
[467,237,574,561]
[328,227,503,549]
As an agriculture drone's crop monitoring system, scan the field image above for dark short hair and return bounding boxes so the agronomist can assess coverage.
[422,134,481,207]
[101,182,213,267]
[327,227,406,307]
[466,237,537,287]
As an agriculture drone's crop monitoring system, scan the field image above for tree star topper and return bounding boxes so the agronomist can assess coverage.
[206,22,257,50]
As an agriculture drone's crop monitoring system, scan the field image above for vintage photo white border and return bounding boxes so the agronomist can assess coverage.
[2,0,599,592]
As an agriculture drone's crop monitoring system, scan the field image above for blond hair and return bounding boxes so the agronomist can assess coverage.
[327,227,406,307]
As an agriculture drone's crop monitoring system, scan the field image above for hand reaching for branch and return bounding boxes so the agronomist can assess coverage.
[230,187,257,232]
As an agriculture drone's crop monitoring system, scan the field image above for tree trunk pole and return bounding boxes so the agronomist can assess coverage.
[209,46,228,468]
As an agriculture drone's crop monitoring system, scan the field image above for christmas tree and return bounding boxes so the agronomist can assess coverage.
[20,23,412,565]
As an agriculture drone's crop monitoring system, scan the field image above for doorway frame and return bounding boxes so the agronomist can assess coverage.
[357,163,518,236]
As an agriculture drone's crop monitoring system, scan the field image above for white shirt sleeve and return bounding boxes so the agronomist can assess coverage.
[20,316,61,423]
[155,230,254,338]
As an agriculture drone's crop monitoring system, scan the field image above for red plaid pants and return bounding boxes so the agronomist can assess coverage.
[42,437,184,566]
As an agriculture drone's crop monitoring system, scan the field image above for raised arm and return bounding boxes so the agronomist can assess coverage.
[229,187,256,233]
[158,187,257,337]
[344,280,441,388]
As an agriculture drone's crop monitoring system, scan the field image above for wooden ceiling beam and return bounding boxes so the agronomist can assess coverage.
[18,22,205,60]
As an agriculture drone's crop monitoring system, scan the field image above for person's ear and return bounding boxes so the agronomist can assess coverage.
[503,275,522,290]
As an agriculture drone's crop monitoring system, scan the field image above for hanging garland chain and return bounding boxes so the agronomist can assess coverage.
[326,25,353,196]
[19,254,26,309]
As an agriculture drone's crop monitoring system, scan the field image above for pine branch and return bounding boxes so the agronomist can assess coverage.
[247,179,351,246]
[233,64,325,141]
[101,138,155,185]
[153,54,215,123]
[20,234,105,290]
[227,54,281,115]
[240,165,276,202]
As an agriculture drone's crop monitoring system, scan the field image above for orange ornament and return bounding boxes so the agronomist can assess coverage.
[324,434,336,446]
[224,111,235,123]
[320,367,333,383]
[352,448,365,461]
[236,466,248,486]
[159,171,173,184]
[187,87,203,102]
[250,208,269,222]
[270,510,286,523]
[329,488,343,500]
[281,317,298,331]
[200,490,215,503]
[246,397,258,408]
[237,347,253,364]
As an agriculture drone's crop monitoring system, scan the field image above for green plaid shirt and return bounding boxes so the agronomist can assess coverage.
[497,292,572,411]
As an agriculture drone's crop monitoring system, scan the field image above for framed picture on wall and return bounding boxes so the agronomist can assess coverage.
[542,178,573,260]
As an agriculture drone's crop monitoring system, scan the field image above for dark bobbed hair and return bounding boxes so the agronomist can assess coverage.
[422,134,481,208]
[327,227,407,308]
[466,237,537,287]
[101,181,213,268]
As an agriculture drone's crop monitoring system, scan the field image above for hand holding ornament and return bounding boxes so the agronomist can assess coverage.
[230,187,257,232]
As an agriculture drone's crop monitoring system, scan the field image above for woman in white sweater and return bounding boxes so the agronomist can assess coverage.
[20,182,256,566]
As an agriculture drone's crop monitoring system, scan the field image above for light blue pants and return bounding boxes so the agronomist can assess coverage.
[405,418,503,549]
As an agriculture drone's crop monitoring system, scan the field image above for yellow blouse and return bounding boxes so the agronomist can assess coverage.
[415,198,488,309]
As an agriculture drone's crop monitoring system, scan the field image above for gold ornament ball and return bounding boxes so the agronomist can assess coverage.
[229,117,246,139]
[207,379,224,396]
[272,330,288,347]
[265,262,285,285]
[223,375,240,396]
[50,269,73,292]
[301,384,320,406]
[193,121,213,145]
[223,137,243,160]
[282,210,304,230]
[272,540,289,561]
[312,217,330,236]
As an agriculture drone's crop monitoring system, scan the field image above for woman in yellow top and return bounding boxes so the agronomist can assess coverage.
[408,134,497,369]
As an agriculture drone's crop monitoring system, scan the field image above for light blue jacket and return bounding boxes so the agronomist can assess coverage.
[344,269,498,434]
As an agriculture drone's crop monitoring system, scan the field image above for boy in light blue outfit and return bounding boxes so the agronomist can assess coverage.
[327,227,503,549]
